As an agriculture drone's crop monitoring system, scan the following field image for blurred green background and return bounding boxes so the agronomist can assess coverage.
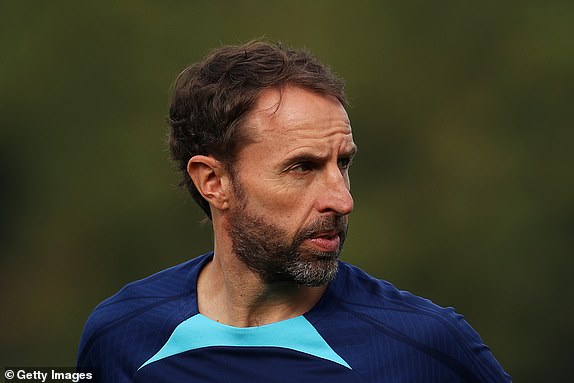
[1,1,572,382]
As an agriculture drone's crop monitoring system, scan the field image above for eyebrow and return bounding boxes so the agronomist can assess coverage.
[280,145,358,169]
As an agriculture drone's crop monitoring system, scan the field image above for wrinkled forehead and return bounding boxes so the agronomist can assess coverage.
[245,86,353,141]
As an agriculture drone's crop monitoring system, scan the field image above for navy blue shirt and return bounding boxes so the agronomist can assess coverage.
[77,253,511,382]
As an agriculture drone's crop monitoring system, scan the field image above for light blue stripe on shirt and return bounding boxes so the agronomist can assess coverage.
[138,314,351,370]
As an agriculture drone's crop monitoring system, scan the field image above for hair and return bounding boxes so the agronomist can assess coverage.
[168,40,346,219]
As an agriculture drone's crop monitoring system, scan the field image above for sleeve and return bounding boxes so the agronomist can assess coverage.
[435,306,512,383]
[76,307,132,383]
[75,291,149,383]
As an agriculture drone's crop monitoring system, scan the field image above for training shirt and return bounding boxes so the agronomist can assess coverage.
[77,252,511,382]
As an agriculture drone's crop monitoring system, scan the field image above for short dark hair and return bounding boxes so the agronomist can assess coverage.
[168,40,346,219]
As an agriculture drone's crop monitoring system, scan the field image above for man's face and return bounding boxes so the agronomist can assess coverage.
[225,86,356,286]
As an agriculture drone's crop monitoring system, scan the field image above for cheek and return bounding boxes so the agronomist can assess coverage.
[236,169,316,223]
[257,191,302,218]
[252,189,310,226]
[245,179,297,208]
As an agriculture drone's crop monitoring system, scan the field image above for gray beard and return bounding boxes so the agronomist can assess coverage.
[226,208,347,287]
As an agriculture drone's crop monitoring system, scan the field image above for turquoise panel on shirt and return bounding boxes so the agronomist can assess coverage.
[138,314,351,370]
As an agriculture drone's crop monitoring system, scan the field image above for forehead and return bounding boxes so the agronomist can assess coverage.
[242,87,355,154]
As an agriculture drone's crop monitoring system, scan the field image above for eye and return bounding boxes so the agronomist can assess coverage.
[290,162,314,173]
[337,157,353,170]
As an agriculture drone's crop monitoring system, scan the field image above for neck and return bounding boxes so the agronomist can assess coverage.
[197,247,327,328]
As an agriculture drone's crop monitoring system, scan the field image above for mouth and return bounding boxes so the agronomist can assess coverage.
[305,231,342,253]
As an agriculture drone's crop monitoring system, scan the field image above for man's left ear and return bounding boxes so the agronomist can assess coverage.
[186,155,232,212]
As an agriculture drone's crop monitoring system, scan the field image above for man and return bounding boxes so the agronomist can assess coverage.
[77,41,511,382]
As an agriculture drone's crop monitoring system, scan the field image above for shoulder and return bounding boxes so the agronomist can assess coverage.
[82,253,209,331]
[328,262,472,345]
[316,262,511,382]
[331,261,446,317]
[76,253,211,382]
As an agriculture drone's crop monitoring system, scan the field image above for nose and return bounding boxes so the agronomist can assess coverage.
[316,166,354,216]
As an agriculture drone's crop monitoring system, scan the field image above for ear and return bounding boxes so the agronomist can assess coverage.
[187,155,231,212]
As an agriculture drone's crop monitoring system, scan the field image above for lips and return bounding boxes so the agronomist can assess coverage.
[306,231,341,252]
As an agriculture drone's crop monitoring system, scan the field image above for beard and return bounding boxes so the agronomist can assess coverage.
[226,205,348,287]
